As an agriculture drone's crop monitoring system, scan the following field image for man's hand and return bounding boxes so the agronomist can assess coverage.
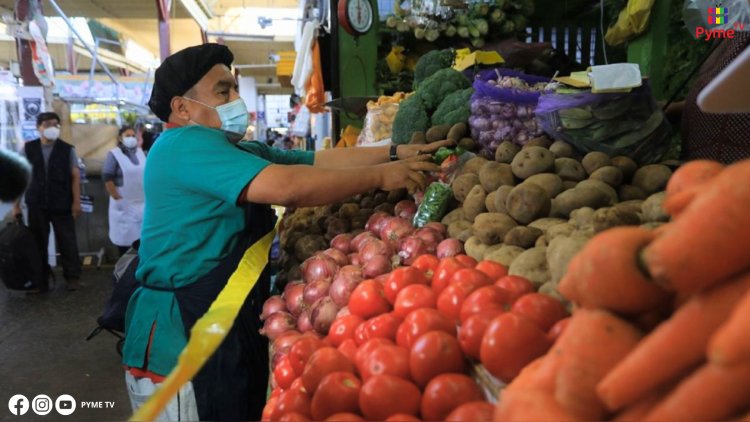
[396,140,455,160]
[72,201,82,219]
[377,159,440,194]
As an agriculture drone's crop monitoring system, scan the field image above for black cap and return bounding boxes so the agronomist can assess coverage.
[148,43,234,122]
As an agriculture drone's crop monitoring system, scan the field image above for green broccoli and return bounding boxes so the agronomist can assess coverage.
[413,49,455,90]
[391,95,431,144]
[432,88,474,126]
[416,68,471,111]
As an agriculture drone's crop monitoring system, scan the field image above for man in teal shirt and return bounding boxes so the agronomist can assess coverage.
[122,43,447,421]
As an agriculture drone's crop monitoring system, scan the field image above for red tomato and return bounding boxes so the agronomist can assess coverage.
[511,293,569,332]
[459,285,512,323]
[437,271,492,323]
[495,275,535,304]
[444,401,495,422]
[301,348,356,394]
[360,344,410,381]
[270,387,283,399]
[358,313,401,342]
[272,387,311,420]
[289,337,323,375]
[385,414,422,422]
[458,310,503,360]
[409,331,466,387]
[353,322,368,346]
[454,254,478,268]
[411,254,440,280]
[349,280,391,319]
[290,378,306,393]
[420,374,483,421]
[262,396,279,421]
[355,338,394,373]
[393,284,437,319]
[431,257,469,295]
[327,315,364,347]
[273,355,297,390]
[474,260,508,280]
[547,317,571,344]
[310,371,362,420]
[324,413,364,421]
[359,375,422,420]
[396,308,456,349]
[337,339,358,363]
[278,413,310,422]
[480,313,551,383]
[384,267,429,304]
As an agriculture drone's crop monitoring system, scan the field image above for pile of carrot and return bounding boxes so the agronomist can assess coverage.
[495,159,750,421]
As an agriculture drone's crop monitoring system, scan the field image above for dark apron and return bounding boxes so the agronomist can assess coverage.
[169,202,274,421]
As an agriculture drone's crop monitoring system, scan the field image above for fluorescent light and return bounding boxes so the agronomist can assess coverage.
[179,0,212,30]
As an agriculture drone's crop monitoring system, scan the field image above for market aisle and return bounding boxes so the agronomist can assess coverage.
[0,267,131,421]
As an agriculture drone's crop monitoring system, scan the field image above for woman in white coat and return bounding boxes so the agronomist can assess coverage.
[103,126,146,256]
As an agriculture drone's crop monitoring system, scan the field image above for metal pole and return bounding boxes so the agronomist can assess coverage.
[156,0,172,62]
[47,0,120,86]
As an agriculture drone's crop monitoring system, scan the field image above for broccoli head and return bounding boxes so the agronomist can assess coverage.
[432,87,474,126]
[417,68,472,111]
[413,49,455,90]
[391,95,430,144]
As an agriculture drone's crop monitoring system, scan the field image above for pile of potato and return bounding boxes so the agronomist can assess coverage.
[442,137,673,303]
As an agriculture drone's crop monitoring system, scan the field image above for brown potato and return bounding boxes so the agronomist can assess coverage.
[479,162,515,192]
[641,192,669,223]
[484,244,525,266]
[506,183,552,224]
[545,223,576,242]
[485,190,499,213]
[493,185,514,214]
[458,137,476,151]
[463,185,487,222]
[410,131,426,145]
[426,124,451,143]
[561,181,578,190]
[495,141,521,164]
[618,184,648,201]
[464,236,489,261]
[550,186,611,218]
[582,151,612,175]
[614,200,644,215]
[447,122,468,143]
[549,141,575,158]
[591,207,641,233]
[569,207,595,230]
[555,158,587,182]
[441,208,467,225]
[511,146,555,179]
[632,164,673,195]
[452,173,480,202]
[611,156,638,181]
[589,166,624,187]
[524,173,564,198]
[461,156,489,175]
[528,218,567,233]
[504,226,544,249]
[508,246,550,287]
[448,220,473,242]
[547,233,590,285]
[577,179,618,205]
[472,212,518,245]
[522,136,553,149]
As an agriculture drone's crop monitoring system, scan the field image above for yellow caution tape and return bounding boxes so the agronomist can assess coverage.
[130,222,279,421]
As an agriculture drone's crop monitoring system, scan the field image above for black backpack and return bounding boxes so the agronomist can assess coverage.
[0,219,43,291]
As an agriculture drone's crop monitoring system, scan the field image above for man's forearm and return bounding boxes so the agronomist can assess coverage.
[314,146,390,168]
[72,171,81,204]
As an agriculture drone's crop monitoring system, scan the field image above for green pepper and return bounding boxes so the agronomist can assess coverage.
[433,147,455,164]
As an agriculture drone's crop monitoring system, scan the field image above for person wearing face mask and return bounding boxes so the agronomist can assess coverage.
[122,43,450,421]
[12,112,83,292]
[102,126,146,256]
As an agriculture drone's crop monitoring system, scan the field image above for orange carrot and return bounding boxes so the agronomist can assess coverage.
[665,160,723,199]
[597,273,750,411]
[613,391,665,422]
[494,387,582,422]
[644,361,750,421]
[558,227,670,314]
[642,160,750,294]
[550,309,643,420]
[709,284,750,366]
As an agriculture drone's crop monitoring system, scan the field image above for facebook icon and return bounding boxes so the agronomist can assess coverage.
[8,394,30,416]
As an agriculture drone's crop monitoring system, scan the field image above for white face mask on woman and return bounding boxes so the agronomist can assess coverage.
[122,136,138,149]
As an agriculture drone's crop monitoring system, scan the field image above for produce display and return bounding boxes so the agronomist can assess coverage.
[357,93,409,146]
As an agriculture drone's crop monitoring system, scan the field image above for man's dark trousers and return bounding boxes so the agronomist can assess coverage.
[27,207,81,288]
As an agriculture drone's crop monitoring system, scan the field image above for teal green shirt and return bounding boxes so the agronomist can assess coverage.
[122,125,314,375]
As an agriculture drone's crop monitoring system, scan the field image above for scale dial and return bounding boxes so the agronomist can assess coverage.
[338,0,373,36]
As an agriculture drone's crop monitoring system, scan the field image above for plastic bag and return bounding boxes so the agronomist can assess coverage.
[357,102,400,146]
[469,68,550,157]
[604,0,657,47]
[413,182,453,227]
[535,83,671,164]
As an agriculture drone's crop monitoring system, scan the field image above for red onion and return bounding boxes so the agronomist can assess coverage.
[379,217,414,244]
[424,222,447,236]
[337,306,351,318]
[330,265,365,307]
[272,330,301,351]
[330,234,354,254]
[365,212,391,235]
[261,295,287,321]
[398,236,430,265]
[301,255,339,283]
[437,238,464,259]
[322,248,349,267]
[359,239,393,262]
[394,200,418,220]
[310,296,339,335]
[351,231,377,252]
[259,312,296,340]
[414,227,444,253]
[363,254,393,278]
[303,278,331,306]
[297,309,314,332]
[283,282,305,317]
[349,253,362,266]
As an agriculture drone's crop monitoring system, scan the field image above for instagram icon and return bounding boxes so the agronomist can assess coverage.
[32,395,53,416]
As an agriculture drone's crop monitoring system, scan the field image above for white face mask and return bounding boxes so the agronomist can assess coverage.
[42,127,60,141]
[122,136,138,149]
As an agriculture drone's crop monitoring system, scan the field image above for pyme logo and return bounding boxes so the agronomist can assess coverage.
[696,3,746,40]
[708,6,728,25]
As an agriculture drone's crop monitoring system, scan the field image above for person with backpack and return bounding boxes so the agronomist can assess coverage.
[122,43,450,421]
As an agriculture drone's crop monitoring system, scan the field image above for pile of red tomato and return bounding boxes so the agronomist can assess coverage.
[265,254,570,421]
